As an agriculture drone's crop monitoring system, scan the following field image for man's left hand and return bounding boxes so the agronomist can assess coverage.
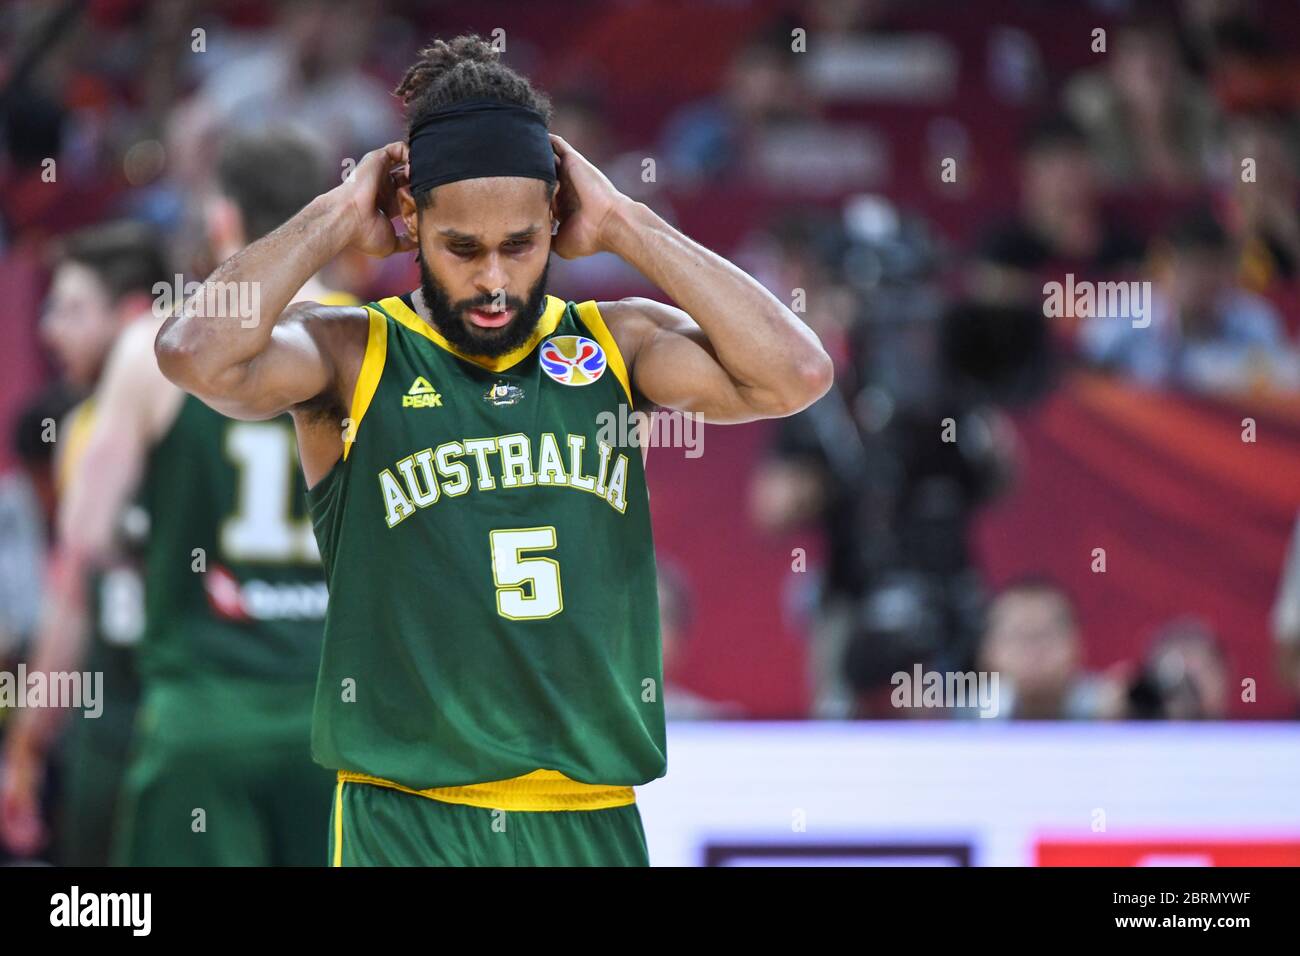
[550,133,632,260]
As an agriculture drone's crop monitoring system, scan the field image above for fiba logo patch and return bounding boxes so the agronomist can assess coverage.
[539,335,606,386]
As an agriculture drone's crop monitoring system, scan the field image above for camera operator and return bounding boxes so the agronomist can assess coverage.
[752,199,1048,718]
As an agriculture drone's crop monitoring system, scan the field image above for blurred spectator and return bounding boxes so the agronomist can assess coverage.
[1127,617,1230,719]
[1079,208,1297,394]
[969,115,1144,307]
[166,0,401,193]
[659,561,741,720]
[797,0,960,104]
[1217,111,1300,293]
[0,81,67,246]
[550,90,616,171]
[660,31,809,184]
[975,580,1125,720]
[1064,15,1218,189]
[1178,0,1257,76]
[547,90,656,301]
[1270,510,1300,717]
[1184,0,1300,114]
[0,388,76,661]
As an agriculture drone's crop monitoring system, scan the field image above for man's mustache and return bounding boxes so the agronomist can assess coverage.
[457,294,526,313]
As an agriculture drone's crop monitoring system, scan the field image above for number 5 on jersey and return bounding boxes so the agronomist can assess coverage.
[490,527,563,620]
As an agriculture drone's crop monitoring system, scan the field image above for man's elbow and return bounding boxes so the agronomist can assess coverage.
[800,348,835,402]
[769,347,834,417]
[154,318,198,389]
[155,318,237,396]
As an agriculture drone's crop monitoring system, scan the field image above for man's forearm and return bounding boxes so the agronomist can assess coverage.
[603,200,828,386]
[10,551,90,754]
[156,192,354,382]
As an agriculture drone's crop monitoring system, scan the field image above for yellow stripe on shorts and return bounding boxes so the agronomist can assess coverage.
[336,768,635,812]
[333,779,345,867]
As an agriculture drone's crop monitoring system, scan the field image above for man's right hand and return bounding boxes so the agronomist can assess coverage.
[338,141,419,259]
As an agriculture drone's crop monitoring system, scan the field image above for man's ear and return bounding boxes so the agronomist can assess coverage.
[398,185,419,240]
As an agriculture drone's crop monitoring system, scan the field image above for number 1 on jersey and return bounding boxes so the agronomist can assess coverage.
[490,527,564,620]
[222,421,319,563]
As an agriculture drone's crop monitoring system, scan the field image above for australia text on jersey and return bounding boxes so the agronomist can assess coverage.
[378,431,630,527]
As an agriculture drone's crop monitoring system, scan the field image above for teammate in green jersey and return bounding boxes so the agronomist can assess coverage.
[156,34,833,867]
[1,224,163,864]
[12,131,348,866]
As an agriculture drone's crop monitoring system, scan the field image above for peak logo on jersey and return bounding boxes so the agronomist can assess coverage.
[403,376,443,408]
[540,335,606,386]
[484,381,525,406]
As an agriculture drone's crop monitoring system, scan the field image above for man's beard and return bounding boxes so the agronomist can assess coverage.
[418,257,551,359]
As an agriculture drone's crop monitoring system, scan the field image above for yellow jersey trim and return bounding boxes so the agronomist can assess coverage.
[573,300,633,404]
[378,294,567,373]
[319,290,361,307]
[336,768,636,812]
[343,307,389,462]
[57,399,97,495]
[332,779,345,867]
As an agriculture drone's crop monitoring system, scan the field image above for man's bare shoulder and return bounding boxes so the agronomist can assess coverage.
[281,299,373,350]
[595,297,702,365]
[596,297,698,337]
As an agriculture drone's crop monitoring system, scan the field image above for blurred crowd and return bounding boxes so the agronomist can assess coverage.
[734,0,1300,720]
[1,0,1299,775]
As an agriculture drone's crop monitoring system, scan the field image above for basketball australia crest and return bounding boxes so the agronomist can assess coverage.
[539,335,606,386]
[484,381,525,406]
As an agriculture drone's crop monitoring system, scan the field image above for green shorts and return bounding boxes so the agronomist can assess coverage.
[113,677,332,866]
[57,636,140,865]
[329,777,650,866]
[57,697,138,866]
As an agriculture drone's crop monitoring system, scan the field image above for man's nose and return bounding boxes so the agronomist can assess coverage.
[474,253,507,300]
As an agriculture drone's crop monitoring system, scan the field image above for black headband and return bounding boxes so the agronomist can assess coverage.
[408,98,557,194]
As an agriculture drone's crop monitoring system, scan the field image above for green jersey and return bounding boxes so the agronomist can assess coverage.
[138,396,326,683]
[56,401,144,866]
[307,293,666,791]
[58,400,145,728]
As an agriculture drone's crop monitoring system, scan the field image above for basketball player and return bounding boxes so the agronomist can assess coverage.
[1,223,165,864]
[155,36,833,866]
[12,131,350,866]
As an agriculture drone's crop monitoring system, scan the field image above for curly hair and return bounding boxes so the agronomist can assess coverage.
[394,35,554,207]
